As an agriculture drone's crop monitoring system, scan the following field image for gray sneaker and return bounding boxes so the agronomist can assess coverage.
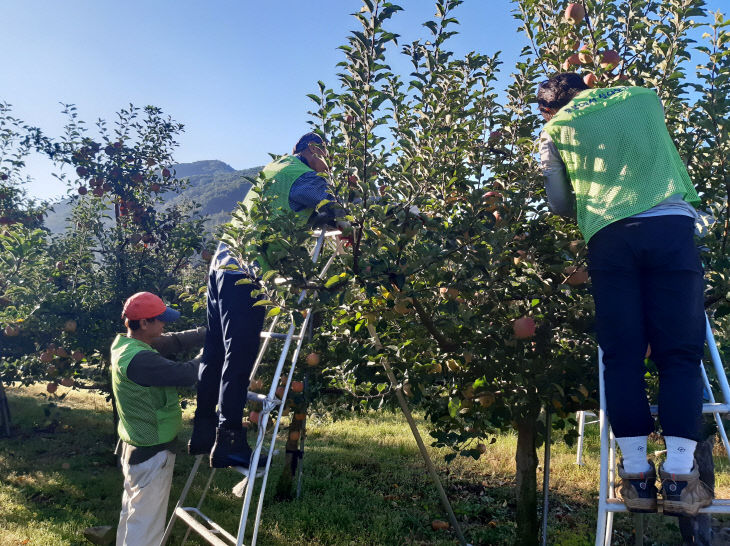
[659,462,714,517]
[617,459,658,513]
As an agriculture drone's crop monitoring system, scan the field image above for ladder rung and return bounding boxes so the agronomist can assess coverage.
[649,403,730,416]
[604,498,730,514]
[260,332,302,341]
[174,507,236,546]
[247,392,267,403]
[231,464,268,478]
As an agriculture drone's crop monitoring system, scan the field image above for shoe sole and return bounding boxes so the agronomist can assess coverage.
[662,499,712,518]
[622,499,657,513]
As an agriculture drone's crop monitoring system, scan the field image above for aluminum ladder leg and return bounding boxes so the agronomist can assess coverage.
[595,313,730,546]
[161,230,344,546]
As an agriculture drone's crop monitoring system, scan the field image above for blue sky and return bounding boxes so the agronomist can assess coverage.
[2,0,522,201]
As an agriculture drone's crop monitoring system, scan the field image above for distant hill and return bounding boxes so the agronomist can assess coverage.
[44,160,262,234]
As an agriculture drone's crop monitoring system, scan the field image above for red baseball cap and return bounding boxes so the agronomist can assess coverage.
[122,292,180,322]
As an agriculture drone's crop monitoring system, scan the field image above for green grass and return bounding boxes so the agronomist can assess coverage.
[1,385,729,545]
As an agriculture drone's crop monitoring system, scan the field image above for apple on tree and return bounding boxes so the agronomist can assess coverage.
[513,316,536,339]
[564,3,586,24]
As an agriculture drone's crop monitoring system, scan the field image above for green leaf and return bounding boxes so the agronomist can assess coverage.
[252,299,274,307]
[265,307,282,318]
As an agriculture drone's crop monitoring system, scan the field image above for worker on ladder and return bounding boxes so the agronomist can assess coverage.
[111,292,206,545]
[188,132,341,469]
[536,73,713,517]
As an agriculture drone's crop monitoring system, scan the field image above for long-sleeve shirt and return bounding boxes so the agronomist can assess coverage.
[120,327,206,465]
[538,131,697,221]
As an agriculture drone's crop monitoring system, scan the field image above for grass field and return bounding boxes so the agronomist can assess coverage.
[2,385,730,545]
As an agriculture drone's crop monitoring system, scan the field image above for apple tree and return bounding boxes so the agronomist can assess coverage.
[1,104,209,432]
[217,0,729,543]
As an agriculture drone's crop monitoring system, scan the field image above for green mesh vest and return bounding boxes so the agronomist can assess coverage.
[111,335,182,446]
[543,86,699,242]
[235,155,316,272]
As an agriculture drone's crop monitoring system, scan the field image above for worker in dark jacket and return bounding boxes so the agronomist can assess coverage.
[189,132,338,468]
[537,73,712,517]
[111,291,205,546]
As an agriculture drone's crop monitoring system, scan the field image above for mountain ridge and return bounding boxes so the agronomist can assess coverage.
[44,160,261,233]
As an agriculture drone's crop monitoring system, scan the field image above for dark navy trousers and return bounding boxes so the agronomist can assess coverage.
[588,215,705,441]
[196,269,265,430]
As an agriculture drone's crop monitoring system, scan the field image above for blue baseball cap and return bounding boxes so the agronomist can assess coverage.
[293,132,326,154]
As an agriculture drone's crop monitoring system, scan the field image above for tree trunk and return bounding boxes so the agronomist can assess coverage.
[0,381,11,437]
[515,410,540,546]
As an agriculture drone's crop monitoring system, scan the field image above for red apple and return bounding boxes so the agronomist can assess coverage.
[46,382,58,394]
[63,319,77,333]
[162,168,171,179]
[4,324,19,337]
[578,50,593,64]
[150,183,161,193]
[289,430,301,442]
[513,316,536,339]
[564,265,589,286]
[56,261,65,271]
[305,353,320,366]
[291,381,304,393]
[599,50,621,70]
[60,378,74,388]
[562,53,581,71]
[583,73,598,88]
[201,249,212,261]
[564,3,586,24]
[345,114,354,124]
[249,411,260,424]
[92,187,104,197]
[75,166,88,178]
[71,350,84,362]
[77,186,88,195]
[40,351,53,364]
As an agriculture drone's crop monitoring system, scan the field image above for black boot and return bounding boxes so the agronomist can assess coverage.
[188,415,217,455]
[210,427,265,469]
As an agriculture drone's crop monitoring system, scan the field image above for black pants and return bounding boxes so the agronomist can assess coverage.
[588,215,705,441]
[195,269,265,430]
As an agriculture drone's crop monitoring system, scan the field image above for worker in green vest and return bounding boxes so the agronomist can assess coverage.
[537,73,712,517]
[188,132,340,468]
[112,291,205,545]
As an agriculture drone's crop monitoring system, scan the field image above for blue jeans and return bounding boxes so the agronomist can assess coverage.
[196,269,265,430]
[588,215,705,441]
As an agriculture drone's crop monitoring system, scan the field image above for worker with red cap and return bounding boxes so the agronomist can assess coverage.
[111,291,206,546]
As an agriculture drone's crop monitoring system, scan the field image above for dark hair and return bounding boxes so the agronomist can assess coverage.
[127,319,141,331]
[537,73,589,112]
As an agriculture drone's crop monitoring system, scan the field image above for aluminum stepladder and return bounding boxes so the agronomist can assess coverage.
[595,313,730,546]
[161,229,344,546]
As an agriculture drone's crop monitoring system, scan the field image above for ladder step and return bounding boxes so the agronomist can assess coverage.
[605,498,730,514]
[649,403,730,416]
[260,332,302,341]
[174,507,236,546]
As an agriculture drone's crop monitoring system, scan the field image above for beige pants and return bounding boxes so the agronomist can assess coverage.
[116,449,176,546]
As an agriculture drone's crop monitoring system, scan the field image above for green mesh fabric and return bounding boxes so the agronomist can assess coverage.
[111,335,182,446]
[236,155,315,272]
[544,86,699,242]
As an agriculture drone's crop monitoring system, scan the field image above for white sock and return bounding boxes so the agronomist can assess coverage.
[663,436,696,475]
[616,436,651,473]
